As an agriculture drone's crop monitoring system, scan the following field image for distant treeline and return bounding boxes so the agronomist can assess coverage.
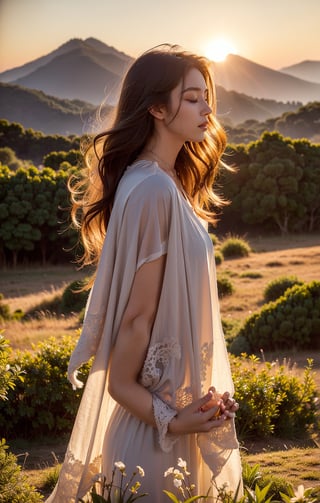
[0,126,319,266]
[226,101,320,144]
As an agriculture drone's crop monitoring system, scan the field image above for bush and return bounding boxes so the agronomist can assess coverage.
[233,281,320,352]
[61,279,89,314]
[263,275,304,302]
[214,250,223,265]
[231,355,317,440]
[0,336,91,438]
[0,439,43,502]
[217,275,234,298]
[0,294,11,321]
[220,235,251,259]
[0,333,24,401]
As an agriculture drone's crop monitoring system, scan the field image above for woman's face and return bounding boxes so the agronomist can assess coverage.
[164,67,212,144]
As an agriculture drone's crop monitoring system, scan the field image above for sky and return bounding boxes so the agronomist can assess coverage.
[0,0,319,73]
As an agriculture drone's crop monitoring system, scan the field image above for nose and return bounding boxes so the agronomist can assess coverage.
[201,100,212,116]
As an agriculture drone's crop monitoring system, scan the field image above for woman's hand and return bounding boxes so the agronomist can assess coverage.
[168,390,229,435]
[205,386,239,419]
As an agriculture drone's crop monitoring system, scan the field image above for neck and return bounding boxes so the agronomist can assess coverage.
[141,136,182,175]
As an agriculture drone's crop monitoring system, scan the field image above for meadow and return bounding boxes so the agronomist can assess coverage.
[0,232,319,494]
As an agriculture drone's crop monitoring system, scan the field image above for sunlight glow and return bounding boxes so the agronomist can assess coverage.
[204,38,237,62]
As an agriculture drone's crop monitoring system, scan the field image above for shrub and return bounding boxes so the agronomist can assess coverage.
[240,271,263,279]
[214,250,223,265]
[209,232,219,246]
[61,279,89,314]
[0,333,24,401]
[233,281,320,352]
[217,275,234,298]
[231,355,317,440]
[220,235,251,259]
[0,294,11,321]
[0,336,91,438]
[0,439,43,502]
[263,275,304,302]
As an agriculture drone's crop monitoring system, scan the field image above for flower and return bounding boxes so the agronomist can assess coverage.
[136,465,145,477]
[290,485,306,502]
[114,461,126,475]
[173,478,183,488]
[177,458,187,469]
[164,467,174,477]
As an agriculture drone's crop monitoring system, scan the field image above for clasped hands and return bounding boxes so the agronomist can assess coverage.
[168,386,239,435]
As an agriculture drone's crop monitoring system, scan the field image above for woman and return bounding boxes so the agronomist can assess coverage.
[46,45,242,502]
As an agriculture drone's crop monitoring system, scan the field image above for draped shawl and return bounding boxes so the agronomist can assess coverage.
[46,160,242,502]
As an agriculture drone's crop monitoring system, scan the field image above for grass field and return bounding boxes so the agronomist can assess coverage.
[1,233,320,494]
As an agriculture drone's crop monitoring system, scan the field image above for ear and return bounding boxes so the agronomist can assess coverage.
[148,104,167,120]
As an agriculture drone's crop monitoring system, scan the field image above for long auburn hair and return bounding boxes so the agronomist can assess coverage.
[70,45,227,269]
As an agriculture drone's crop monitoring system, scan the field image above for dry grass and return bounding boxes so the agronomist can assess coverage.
[2,233,320,492]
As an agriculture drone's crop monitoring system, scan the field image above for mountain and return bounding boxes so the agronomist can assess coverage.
[1,38,319,108]
[0,82,100,135]
[0,81,301,136]
[0,38,133,105]
[211,54,320,104]
[280,61,320,84]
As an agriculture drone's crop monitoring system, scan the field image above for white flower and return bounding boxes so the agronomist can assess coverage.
[164,467,174,477]
[290,485,305,502]
[114,461,126,474]
[173,478,183,488]
[136,465,145,477]
[177,458,187,469]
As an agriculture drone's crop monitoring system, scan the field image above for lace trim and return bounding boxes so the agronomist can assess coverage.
[153,394,178,453]
[46,448,101,502]
[139,340,181,388]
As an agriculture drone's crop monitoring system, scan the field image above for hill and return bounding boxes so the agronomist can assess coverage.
[212,54,320,103]
[0,81,300,136]
[0,82,99,135]
[280,60,320,84]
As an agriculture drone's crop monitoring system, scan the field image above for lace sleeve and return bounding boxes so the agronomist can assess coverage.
[153,394,178,452]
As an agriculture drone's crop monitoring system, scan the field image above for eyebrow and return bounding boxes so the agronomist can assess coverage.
[181,86,208,94]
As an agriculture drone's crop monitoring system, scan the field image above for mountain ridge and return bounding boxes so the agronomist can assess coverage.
[0,38,319,106]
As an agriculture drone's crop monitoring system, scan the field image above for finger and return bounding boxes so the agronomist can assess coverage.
[200,401,222,420]
[198,390,214,409]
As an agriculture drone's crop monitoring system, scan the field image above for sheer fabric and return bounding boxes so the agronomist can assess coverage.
[46,161,242,502]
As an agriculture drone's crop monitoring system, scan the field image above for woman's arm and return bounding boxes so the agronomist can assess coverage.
[108,255,166,427]
[108,255,229,432]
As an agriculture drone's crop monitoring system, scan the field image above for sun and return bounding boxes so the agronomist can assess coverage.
[204,38,236,62]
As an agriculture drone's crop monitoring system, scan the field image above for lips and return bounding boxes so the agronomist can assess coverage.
[198,122,208,130]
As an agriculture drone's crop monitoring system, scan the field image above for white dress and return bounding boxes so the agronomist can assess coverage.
[46,160,242,502]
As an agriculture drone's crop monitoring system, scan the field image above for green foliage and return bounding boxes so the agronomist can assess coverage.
[263,275,304,302]
[220,236,251,258]
[214,250,224,265]
[0,294,11,321]
[0,336,90,438]
[0,333,24,401]
[234,281,320,352]
[240,271,263,279]
[61,279,89,313]
[231,355,317,440]
[0,163,78,265]
[0,119,80,164]
[220,132,320,234]
[0,438,43,502]
[217,275,234,298]
[43,149,80,170]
